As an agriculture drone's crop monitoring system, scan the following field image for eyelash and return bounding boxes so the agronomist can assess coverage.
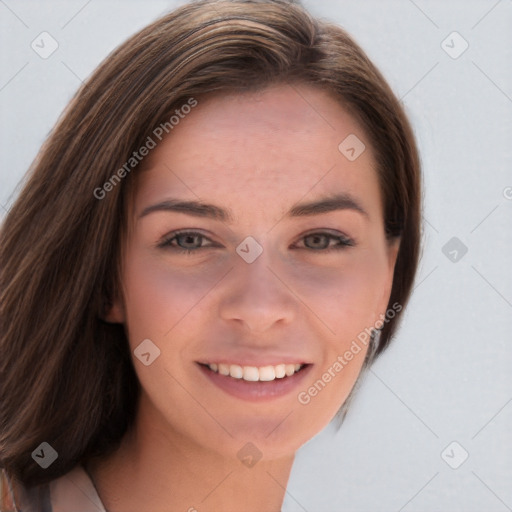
[158,230,355,255]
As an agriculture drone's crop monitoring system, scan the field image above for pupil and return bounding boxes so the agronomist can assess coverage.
[181,234,199,248]
[307,234,328,249]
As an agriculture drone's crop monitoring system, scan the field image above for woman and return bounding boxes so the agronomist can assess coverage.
[0,0,421,510]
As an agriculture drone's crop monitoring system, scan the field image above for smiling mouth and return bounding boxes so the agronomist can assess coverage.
[198,362,308,382]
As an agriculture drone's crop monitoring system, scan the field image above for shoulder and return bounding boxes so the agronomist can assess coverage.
[1,467,51,511]
[1,465,105,512]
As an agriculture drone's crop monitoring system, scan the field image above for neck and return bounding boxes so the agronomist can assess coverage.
[86,403,294,512]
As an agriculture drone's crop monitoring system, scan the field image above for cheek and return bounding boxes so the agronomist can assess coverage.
[288,250,390,345]
[117,241,392,457]
[286,256,388,431]
[121,248,227,346]
[122,244,390,357]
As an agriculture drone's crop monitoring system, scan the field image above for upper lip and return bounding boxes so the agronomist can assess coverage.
[197,356,312,367]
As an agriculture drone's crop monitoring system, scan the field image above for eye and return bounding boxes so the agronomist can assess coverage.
[158,230,217,254]
[295,231,355,252]
[158,230,355,255]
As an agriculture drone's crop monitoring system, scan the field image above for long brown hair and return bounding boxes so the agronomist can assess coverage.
[0,0,421,487]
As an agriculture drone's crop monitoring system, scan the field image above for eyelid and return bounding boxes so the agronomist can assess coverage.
[157,229,218,249]
[298,228,355,243]
[158,228,355,252]
[292,229,355,250]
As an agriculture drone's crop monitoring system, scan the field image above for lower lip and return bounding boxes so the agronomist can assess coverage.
[197,364,312,402]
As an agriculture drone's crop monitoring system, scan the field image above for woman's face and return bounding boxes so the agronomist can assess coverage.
[109,83,399,462]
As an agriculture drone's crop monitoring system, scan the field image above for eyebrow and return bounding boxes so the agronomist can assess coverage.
[138,193,369,222]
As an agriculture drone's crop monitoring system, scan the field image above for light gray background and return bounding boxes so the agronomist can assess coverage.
[1,1,511,511]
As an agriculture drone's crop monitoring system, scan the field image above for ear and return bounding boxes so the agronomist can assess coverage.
[101,296,126,324]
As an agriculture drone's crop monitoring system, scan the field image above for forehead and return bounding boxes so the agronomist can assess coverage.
[134,83,381,223]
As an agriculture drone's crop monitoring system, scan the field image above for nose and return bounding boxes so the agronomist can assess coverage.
[218,253,297,333]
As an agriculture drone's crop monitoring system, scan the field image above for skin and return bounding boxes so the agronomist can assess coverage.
[87,83,399,512]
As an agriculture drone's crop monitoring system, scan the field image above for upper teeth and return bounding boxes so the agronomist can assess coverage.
[208,363,303,382]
